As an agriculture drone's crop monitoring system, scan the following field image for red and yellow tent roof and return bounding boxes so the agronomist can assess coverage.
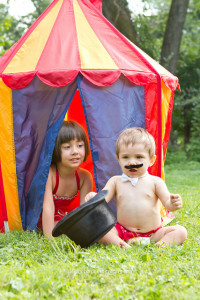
[0,0,178,90]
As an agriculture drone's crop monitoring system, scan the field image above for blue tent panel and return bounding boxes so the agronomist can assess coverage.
[78,76,145,213]
[12,77,77,229]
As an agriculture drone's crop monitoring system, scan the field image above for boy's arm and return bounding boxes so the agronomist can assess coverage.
[155,177,182,212]
[85,176,117,203]
[103,176,117,203]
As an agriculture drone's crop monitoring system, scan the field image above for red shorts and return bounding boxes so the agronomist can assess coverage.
[115,223,162,241]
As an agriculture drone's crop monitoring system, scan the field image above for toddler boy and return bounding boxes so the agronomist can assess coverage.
[85,128,187,248]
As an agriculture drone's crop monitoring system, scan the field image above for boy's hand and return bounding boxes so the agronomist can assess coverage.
[170,194,182,210]
[85,192,97,202]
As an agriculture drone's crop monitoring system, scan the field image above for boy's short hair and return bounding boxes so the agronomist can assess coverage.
[52,120,90,164]
[116,127,155,159]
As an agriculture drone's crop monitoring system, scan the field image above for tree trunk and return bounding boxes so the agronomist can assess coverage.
[160,0,190,74]
[161,0,190,146]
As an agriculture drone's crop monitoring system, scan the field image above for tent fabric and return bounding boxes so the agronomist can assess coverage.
[78,76,145,214]
[78,76,145,189]
[67,90,97,191]
[0,0,178,90]
[0,0,179,232]
[0,79,22,231]
[19,75,145,229]
[89,0,102,12]
[0,75,170,231]
[0,160,8,231]
[13,77,77,229]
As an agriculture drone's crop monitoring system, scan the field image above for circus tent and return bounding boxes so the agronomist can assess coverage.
[0,0,178,232]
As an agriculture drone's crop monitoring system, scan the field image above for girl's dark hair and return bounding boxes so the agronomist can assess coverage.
[51,121,90,164]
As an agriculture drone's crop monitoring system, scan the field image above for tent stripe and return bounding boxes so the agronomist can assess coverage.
[0,80,22,230]
[4,0,63,74]
[161,81,172,140]
[36,0,80,77]
[0,159,8,222]
[0,0,61,75]
[160,81,172,179]
[77,77,99,191]
[73,0,118,70]
[157,75,162,178]
[144,82,159,176]
[134,44,178,90]
[78,0,154,73]
[90,0,102,12]
[162,87,174,161]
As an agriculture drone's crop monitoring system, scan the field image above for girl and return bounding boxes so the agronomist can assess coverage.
[42,120,93,238]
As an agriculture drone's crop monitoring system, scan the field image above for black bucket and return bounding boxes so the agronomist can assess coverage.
[52,190,117,248]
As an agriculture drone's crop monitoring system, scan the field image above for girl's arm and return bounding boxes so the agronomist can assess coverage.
[79,169,93,205]
[155,177,182,212]
[42,168,55,238]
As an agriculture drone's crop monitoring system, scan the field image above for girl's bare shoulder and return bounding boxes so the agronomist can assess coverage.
[47,165,57,189]
[78,167,92,180]
[49,164,56,177]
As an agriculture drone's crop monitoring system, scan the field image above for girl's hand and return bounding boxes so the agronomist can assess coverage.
[85,192,97,202]
[170,194,182,210]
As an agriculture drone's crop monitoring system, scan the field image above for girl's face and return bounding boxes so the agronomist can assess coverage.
[60,139,85,168]
[118,143,156,178]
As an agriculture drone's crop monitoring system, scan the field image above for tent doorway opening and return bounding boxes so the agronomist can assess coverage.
[16,74,145,230]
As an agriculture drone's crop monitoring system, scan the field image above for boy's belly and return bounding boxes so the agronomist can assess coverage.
[117,204,161,233]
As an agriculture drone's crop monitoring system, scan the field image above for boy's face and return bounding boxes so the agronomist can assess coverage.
[117,143,156,178]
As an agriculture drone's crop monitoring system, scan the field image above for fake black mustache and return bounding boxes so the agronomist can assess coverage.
[125,163,143,169]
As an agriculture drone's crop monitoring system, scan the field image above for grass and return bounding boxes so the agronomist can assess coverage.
[0,161,200,299]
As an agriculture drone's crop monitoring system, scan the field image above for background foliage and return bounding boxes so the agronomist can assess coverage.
[129,0,200,160]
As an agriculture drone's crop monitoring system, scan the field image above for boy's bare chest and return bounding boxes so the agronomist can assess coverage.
[116,180,156,206]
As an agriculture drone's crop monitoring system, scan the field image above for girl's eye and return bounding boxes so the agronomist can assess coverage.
[122,156,128,159]
[63,145,70,149]
[137,156,143,159]
[78,144,84,148]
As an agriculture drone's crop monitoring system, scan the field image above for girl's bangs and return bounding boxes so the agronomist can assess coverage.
[60,127,84,144]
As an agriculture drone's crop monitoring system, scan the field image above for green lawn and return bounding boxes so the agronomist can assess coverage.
[0,161,200,299]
